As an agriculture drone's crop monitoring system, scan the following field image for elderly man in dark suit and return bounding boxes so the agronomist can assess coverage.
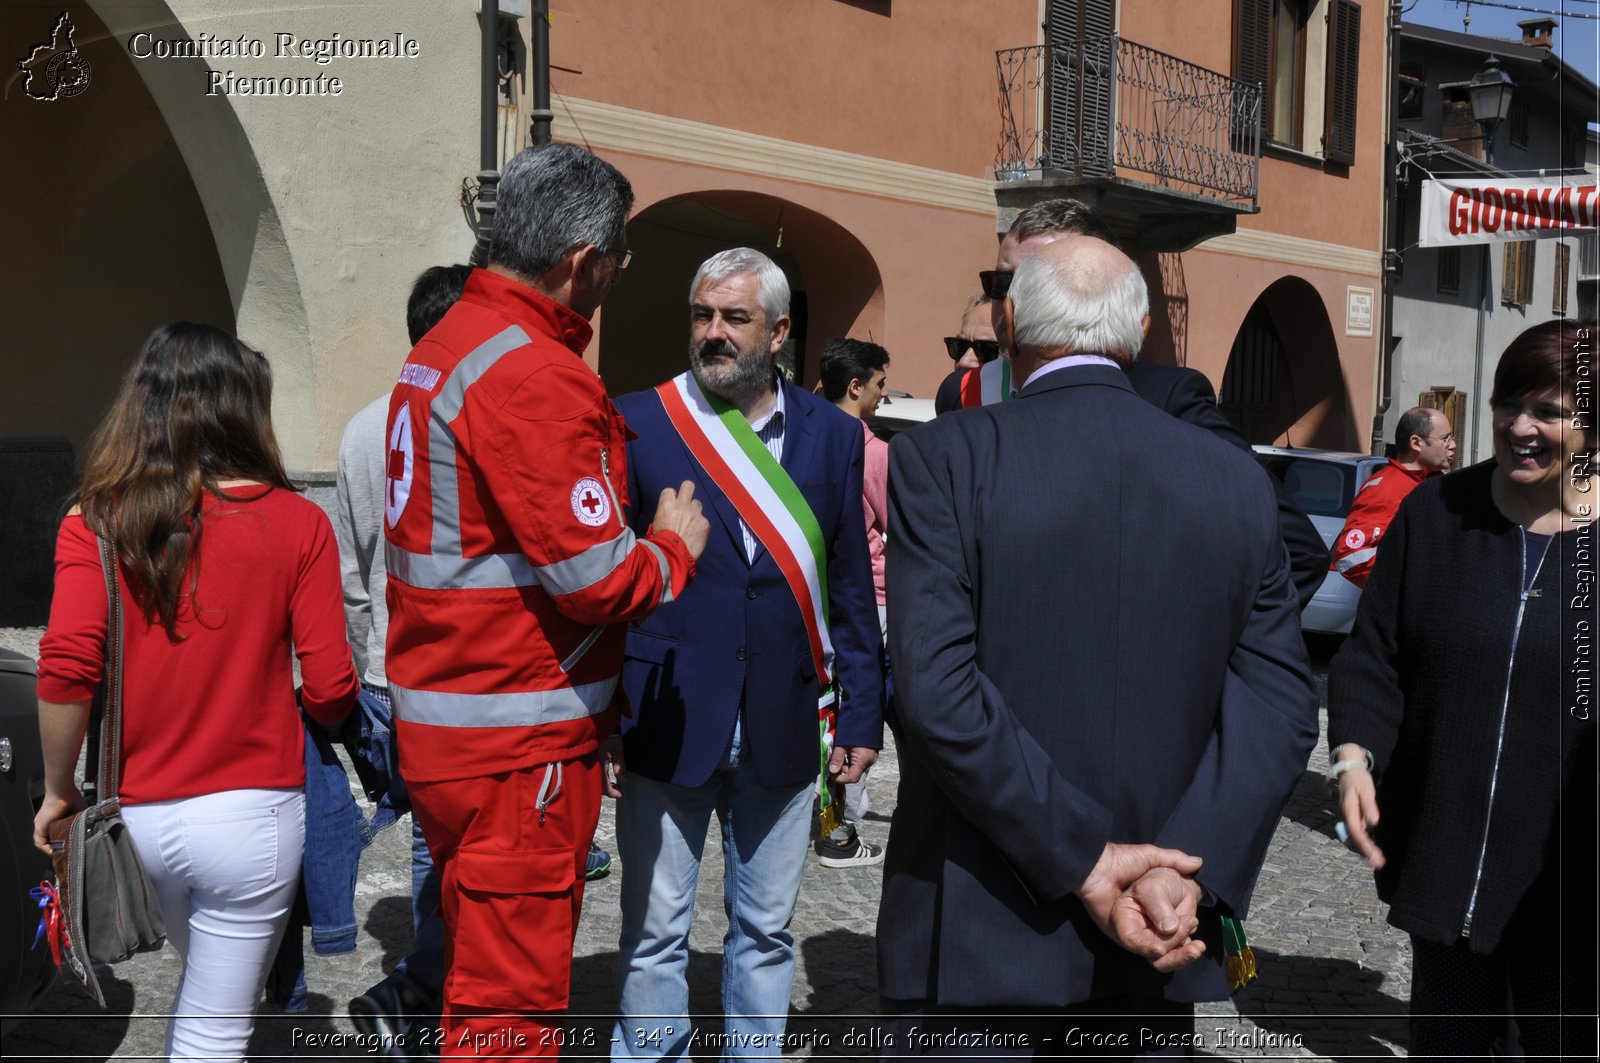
[976,199,1329,610]
[878,235,1319,1056]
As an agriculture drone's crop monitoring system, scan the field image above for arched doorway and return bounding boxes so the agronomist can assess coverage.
[2,1,237,623]
[1219,277,1350,448]
[599,192,883,397]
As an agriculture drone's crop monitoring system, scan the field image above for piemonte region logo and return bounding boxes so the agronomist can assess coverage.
[17,12,93,101]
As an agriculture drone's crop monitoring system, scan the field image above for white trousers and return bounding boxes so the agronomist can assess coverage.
[120,787,304,1063]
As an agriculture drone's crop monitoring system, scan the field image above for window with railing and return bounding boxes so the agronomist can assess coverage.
[994,36,1263,205]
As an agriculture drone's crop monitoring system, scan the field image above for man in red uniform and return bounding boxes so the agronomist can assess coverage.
[1331,406,1457,587]
[382,144,709,1057]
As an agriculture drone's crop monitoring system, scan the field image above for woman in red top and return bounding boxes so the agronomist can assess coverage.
[33,322,357,1061]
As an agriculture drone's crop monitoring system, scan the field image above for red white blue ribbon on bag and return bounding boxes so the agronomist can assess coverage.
[31,880,69,966]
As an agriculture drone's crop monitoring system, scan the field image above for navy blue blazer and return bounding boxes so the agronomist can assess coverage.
[614,376,884,789]
[877,364,1318,1007]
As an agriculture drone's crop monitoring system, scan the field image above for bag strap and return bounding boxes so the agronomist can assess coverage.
[94,533,125,799]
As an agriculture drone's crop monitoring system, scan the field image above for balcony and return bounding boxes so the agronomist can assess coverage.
[995,36,1263,251]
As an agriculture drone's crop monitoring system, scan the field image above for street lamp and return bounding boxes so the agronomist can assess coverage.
[1441,55,1516,164]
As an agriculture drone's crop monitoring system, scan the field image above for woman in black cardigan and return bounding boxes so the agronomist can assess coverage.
[1328,318,1596,1060]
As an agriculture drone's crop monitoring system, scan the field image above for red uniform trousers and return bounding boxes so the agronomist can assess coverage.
[409,753,602,1059]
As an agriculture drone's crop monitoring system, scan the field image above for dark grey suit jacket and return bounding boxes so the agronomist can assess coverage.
[877,364,1318,1007]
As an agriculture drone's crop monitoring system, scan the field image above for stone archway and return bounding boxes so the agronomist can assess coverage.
[80,0,315,467]
[1219,276,1350,448]
[598,191,884,397]
[1,1,244,622]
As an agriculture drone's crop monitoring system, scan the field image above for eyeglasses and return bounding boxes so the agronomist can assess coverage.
[978,270,1012,300]
[1425,434,1456,446]
[944,337,1002,363]
[605,247,633,271]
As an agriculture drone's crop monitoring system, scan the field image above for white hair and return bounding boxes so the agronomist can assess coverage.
[689,247,790,325]
[1010,248,1148,362]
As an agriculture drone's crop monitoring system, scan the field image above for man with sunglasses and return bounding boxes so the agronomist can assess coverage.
[956,198,1329,611]
[933,295,1002,414]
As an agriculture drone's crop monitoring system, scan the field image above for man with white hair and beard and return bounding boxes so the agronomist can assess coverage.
[876,236,1317,1056]
[608,248,884,1059]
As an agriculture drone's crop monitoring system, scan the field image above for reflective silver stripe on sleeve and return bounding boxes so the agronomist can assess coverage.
[390,676,617,728]
[640,538,675,604]
[1333,548,1377,574]
[388,546,538,590]
[428,326,530,554]
[537,529,638,596]
[389,530,642,593]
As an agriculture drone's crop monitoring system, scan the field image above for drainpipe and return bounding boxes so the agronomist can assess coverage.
[531,0,552,146]
[469,0,501,266]
[1373,0,1402,456]
[1470,244,1490,459]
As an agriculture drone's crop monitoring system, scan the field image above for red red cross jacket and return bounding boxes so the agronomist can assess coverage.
[1330,458,1433,589]
[383,270,694,782]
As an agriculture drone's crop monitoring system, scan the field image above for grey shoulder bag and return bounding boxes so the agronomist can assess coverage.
[45,532,167,1006]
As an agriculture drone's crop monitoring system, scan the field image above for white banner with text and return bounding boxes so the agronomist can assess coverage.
[1418,177,1597,247]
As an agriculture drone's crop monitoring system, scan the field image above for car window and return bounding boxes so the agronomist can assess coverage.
[1256,456,1356,517]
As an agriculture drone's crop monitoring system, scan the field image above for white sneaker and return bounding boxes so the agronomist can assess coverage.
[818,837,885,869]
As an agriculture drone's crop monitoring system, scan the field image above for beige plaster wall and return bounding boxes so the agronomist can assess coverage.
[86,0,484,474]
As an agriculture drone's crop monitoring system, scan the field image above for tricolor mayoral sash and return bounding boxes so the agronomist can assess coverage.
[653,372,836,706]
[959,356,1012,407]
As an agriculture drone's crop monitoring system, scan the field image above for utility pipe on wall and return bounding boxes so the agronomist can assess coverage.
[531,0,551,146]
[470,0,501,266]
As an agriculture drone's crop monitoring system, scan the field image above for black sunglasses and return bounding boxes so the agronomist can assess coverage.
[944,337,1002,363]
[978,269,1012,300]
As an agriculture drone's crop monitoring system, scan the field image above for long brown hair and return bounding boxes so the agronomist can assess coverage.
[76,322,294,639]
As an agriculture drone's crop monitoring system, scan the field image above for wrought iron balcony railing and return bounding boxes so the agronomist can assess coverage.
[996,36,1263,208]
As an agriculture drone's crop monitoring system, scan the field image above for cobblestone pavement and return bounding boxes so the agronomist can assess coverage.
[2,629,1411,1060]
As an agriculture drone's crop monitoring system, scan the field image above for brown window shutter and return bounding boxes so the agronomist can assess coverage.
[1502,241,1535,306]
[1323,0,1361,165]
[1234,0,1272,89]
[1045,0,1117,174]
[1419,387,1466,460]
[1554,243,1570,315]
[1501,242,1519,304]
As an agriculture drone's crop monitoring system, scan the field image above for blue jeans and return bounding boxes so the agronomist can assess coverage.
[392,816,444,996]
[361,686,444,1001]
[613,717,814,1060]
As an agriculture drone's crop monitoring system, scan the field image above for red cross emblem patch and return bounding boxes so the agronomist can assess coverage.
[571,476,612,527]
